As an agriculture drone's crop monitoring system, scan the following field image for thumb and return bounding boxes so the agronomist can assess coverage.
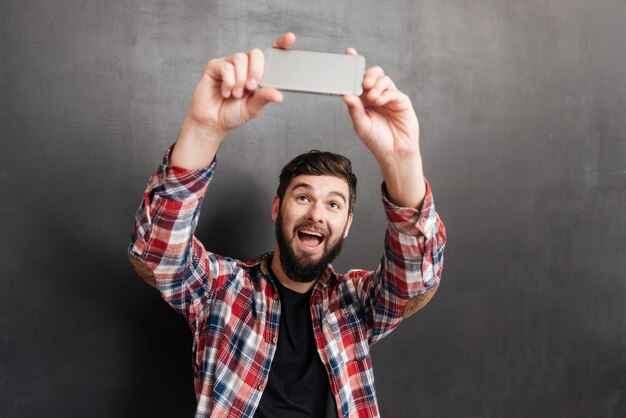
[247,87,284,118]
[343,95,368,128]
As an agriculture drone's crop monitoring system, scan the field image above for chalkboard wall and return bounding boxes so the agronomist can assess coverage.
[1,0,624,416]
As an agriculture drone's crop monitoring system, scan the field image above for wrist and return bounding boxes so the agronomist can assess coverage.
[170,116,227,169]
[181,115,229,143]
[377,150,423,173]
[378,153,426,208]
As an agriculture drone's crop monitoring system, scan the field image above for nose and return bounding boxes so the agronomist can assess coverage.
[306,201,325,224]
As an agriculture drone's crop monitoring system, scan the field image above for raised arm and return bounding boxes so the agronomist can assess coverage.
[170,32,295,169]
[342,48,425,209]
[342,49,446,342]
[128,33,296,322]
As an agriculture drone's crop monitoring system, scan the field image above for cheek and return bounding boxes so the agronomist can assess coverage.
[282,206,306,226]
[329,219,348,238]
[280,213,299,237]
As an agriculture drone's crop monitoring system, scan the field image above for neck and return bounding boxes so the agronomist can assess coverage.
[270,246,317,294]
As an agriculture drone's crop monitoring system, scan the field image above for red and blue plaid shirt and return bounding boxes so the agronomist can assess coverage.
[128,150,446,417]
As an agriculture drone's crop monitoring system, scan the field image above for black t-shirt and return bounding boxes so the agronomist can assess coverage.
[254,274,338,418]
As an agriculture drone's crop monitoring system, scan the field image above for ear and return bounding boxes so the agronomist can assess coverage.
[343,212,354,238]
[271,195,280,222]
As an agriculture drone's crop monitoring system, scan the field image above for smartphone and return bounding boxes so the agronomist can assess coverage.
[260,48,366,96]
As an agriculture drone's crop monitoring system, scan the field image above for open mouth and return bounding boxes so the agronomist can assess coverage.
[297,229,325,249]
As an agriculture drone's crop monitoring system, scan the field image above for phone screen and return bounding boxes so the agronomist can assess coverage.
[260,48,365,96]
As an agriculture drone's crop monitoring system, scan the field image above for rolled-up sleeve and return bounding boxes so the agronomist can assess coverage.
[128,149,218,323]
[352,179,446,344]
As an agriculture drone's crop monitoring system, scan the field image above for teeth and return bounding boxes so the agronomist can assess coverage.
[300,229,323,237]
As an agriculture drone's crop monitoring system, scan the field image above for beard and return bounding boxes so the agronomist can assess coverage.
[274,210,345,283]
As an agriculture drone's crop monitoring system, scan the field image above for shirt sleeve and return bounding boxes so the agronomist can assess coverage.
[348,179,447,344]
[128,148,229,324]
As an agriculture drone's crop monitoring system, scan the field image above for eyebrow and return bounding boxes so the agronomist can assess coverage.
[291,182,348,205]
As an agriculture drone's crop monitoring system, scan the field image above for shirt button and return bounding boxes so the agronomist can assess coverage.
[272,337,278,344]
[258,384,264,391]
[273,293,279,300]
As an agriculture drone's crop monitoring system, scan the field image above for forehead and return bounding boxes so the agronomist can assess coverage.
[286,174,350,196]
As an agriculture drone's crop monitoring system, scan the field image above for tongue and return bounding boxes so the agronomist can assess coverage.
[299,232,321,247]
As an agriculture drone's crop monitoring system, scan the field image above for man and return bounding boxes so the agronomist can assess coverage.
[128,32,446,417]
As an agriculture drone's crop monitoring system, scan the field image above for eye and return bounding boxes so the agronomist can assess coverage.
[329,201,341,210]
[296,195,310,203]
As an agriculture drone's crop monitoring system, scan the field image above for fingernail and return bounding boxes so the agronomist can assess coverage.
[233,87,243,98]
[246,79,257,90]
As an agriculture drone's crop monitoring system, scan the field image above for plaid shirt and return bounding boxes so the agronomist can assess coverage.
[128,151,446,417]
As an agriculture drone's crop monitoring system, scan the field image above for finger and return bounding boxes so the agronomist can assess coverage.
[344,47,358,55]
[372,89,405,108]
[271,32,296,49]
[367,75,395,102]
[247,87,283,118]
[226,52,249,98]
[343,95,368,128]
[363,66,385,89]
[211,60,236,99]
[246,48,264,91]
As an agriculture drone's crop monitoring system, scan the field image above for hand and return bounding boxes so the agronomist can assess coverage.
[342,49,420,164]
[171,33,295,169]
[343,49,426,208]
[187,32,296,136]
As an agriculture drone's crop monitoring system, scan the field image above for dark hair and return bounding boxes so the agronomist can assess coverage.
[277,150,357,212]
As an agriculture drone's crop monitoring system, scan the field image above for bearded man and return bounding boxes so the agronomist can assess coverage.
[128,32,446,418]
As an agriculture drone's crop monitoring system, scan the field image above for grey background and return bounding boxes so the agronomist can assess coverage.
[1,0,625,416]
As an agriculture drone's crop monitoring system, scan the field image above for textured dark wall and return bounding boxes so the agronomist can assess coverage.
[1,0,625,416]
